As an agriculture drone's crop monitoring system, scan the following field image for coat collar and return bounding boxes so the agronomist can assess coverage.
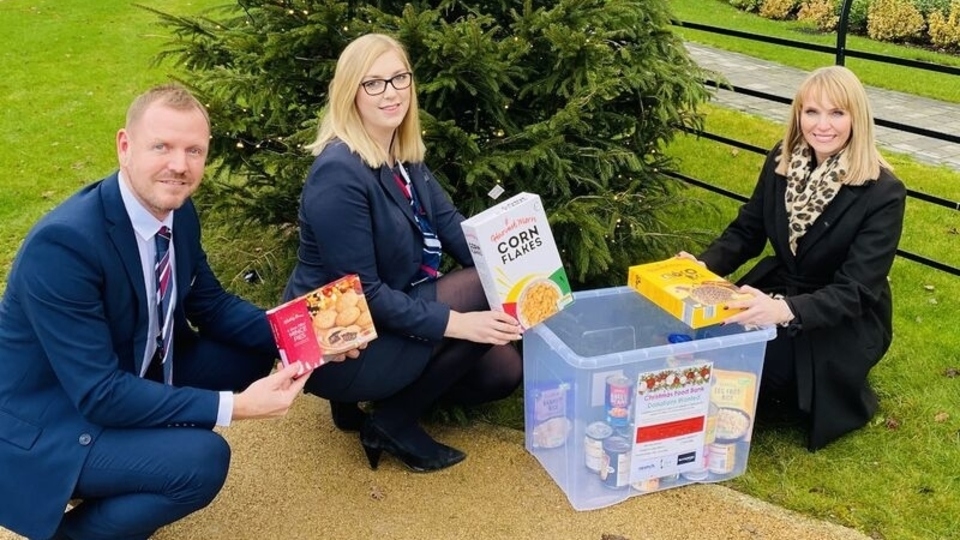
[794,182,863,260]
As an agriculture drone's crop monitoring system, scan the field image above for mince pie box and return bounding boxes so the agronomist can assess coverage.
[460,192,573,329]
[627,258,750,329]
[266,274,377,376]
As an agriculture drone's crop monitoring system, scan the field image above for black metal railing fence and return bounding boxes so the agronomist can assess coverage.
[669,0,960,277]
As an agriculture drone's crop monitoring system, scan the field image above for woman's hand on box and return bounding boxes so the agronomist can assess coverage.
[722,285,794,327]
[675,251,706,267]
[446,310,522,345]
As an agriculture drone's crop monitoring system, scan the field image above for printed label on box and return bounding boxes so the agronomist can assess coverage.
[628,258,749,328]
[461,192,573,329]
[710,369,758,442]
[266,274,377,376]
[530,382,571,449]
[628,362,713,483]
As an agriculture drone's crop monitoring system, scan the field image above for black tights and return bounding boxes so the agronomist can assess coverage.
[373,268,522,433]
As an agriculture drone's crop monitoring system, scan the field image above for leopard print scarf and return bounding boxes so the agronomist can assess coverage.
[783,141,847,254]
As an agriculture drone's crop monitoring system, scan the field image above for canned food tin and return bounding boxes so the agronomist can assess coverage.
[660,472,681,485]
[707,441,737,475]
[600,436,632,489]
[605,375,633,428]
[681,467,709,482]
[631,477,660,493]
[584,421,614,473]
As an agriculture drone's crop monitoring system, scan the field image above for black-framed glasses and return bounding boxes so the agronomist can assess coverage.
[359,72,413,96]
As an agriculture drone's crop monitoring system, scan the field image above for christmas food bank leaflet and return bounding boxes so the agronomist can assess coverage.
[460,192,573,330]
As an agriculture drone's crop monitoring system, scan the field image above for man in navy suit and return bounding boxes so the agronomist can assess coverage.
[0,84,334,539]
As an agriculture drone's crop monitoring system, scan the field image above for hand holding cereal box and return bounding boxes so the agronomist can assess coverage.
[266,274,377,376]
[460,192,573,329]
[628,258,750,328]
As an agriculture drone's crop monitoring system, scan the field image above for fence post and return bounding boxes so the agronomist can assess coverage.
[836,0,854,65]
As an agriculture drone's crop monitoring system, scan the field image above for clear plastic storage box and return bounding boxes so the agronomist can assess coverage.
[523,286,775,511]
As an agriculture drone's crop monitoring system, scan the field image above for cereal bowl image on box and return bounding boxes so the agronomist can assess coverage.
[515,276,565,328]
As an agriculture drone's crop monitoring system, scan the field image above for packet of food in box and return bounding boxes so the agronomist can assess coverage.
[460,192,573,329]
[266,274,377,376]
[528,382,572,449]
[710,369,758,442]
[627,258,750,328]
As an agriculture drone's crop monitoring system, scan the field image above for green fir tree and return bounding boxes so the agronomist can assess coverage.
[148,0,712,287]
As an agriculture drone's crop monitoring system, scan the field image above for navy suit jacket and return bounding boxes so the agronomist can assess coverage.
[0,174,276,538]
[284,141,473,344]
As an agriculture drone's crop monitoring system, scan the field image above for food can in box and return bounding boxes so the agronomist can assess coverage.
[631,477,660,493]
[605,374,633,428]
[600,436,632,489]
[584,421,614,473]
[708,441,737,475]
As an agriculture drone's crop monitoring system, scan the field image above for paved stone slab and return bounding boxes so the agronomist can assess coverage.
[686,43,960,172]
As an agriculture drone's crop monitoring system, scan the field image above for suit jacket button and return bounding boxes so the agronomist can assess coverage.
[78,433,92,446]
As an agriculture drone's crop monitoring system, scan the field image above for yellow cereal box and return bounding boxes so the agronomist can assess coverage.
[627,258,749,328]
[461,192,573,329]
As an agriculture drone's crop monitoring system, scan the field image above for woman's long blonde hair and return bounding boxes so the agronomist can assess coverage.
[305,34,425,166]
[776,65,891,185]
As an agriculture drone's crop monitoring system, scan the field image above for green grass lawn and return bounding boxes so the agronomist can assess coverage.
[2,1,959,539]
[662,95,960,540]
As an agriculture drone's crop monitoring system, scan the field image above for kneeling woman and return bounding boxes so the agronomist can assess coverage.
[284,34,523,471]
[681,66,906,450]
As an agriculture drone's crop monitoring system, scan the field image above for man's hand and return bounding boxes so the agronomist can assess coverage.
[232,362,310,421]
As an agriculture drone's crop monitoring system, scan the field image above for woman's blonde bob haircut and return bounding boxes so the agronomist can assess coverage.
[305,34,425,166]
[776,65,891,186]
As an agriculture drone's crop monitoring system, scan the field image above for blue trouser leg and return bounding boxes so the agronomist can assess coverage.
[56,428,230,540]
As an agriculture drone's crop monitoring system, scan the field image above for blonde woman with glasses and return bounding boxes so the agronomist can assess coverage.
[283,34,523,472]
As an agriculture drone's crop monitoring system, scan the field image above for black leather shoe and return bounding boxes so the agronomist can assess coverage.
[329,401,367,432]
[359,419,465,472]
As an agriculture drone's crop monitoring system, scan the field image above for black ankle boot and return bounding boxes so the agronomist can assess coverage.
[329,401,367,432]
[359,419,465,472]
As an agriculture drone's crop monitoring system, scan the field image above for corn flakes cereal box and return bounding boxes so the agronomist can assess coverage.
[627,258,749,329]
[266,274,377,376]
[460,192,573,329]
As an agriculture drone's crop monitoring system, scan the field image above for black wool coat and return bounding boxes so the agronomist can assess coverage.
[699,144,906,450]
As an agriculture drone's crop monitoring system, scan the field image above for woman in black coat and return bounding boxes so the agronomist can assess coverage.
[681,66,906,450]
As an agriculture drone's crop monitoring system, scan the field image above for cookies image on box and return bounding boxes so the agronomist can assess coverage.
[304,276,377,354]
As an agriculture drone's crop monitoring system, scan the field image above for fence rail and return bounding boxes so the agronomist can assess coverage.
[669,0,960,277]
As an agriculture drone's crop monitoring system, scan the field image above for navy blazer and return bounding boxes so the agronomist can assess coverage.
[284,141,473,343]
[0,174,276,538]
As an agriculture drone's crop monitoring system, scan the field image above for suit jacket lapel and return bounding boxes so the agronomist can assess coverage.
[172,209,192,307]
[409,164,435,218]
[101,173,150,373]
[378,165,417,227]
